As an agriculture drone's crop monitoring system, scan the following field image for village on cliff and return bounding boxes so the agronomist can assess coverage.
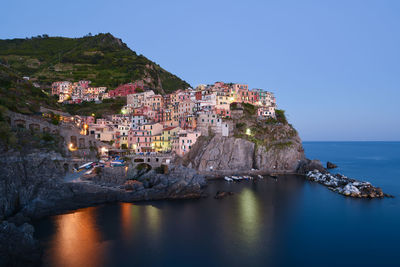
[48,80,277,157]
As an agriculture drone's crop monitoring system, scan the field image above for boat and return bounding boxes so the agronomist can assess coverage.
[77,162,94,170]
[231,176,242,181]
[224,176,233,182]
[258,175,264,179]
[84,169,93,175]
[111,161,125,167]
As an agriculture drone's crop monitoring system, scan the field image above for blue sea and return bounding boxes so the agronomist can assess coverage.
[33,142,400,267]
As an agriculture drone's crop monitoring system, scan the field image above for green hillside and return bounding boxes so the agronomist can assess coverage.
[0,33,190,94]
[0,64,126,116]
[0,64,61,114]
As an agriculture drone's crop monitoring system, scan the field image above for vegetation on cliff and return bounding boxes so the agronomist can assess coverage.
[0,33,190,94]
[63,97,126,117]
[231,103,298,151]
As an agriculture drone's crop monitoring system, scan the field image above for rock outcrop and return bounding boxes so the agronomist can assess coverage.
[0,151,65,221]
[327,161,338,169]
[183,134,304,174]
[0,221,41,267]
[297,159,326,174]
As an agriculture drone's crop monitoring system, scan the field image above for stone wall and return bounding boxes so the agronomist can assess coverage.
[6,111,110,155]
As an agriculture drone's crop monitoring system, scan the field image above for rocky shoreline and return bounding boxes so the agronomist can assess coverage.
[306,170,393,198]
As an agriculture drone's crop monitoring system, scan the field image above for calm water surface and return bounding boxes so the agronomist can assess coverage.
[33,142,400,267]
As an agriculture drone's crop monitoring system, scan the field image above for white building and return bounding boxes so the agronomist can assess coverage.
[196,112,230,137]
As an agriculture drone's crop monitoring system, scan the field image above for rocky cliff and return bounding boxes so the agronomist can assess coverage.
[0,221,41,267]
[183,121,305,174]
[0,151,65,221]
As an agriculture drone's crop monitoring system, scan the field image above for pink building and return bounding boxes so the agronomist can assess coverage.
[78,80,90,89]
[128,129,153,152]
[173,131,201,156]
[214,108,230,118]
[108,82,144,98]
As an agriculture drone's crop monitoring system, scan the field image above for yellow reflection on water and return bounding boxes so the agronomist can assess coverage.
[238,188,261,244]
[49,207,107,267]
[145,205,161,235]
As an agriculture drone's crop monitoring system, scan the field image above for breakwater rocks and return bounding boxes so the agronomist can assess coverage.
[306,170,393,198]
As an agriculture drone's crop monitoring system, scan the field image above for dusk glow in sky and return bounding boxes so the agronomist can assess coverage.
[1,0,399,140]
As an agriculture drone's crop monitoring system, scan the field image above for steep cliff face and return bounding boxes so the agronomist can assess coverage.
[254,134,304,172]
[0,151,65,221]
[183,136,255,172]
[183,121,305,174]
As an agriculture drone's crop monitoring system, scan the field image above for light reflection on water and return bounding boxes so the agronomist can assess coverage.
[120,203,134,243]
[34,177,304,267]
[145,205,161,235]
[46,207,109,267]
[238,188,261,246]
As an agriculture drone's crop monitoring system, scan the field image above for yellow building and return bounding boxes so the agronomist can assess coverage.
[152,126,181,152]
[152,134,168,152]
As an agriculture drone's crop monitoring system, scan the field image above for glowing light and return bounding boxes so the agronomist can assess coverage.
[68,143,78,151]
[101,147,108,154]
[121,109,127,115]
[246,128,251,135]
[91,113,95,117]
[84,124,88,129]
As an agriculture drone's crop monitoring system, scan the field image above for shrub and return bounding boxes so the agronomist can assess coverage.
[51,117,59,125]
[242,103,257,115]
[236,122,245,129]
[42,132,54,142]
[275,109,288,124]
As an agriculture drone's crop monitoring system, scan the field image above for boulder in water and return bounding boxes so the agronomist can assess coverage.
[214,191,234,199]
[327,161,338,169]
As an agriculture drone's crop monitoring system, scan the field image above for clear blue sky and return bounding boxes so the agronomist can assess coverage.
[1,0,399,141]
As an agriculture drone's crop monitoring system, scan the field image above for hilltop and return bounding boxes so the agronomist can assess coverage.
[0,33,190,94]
